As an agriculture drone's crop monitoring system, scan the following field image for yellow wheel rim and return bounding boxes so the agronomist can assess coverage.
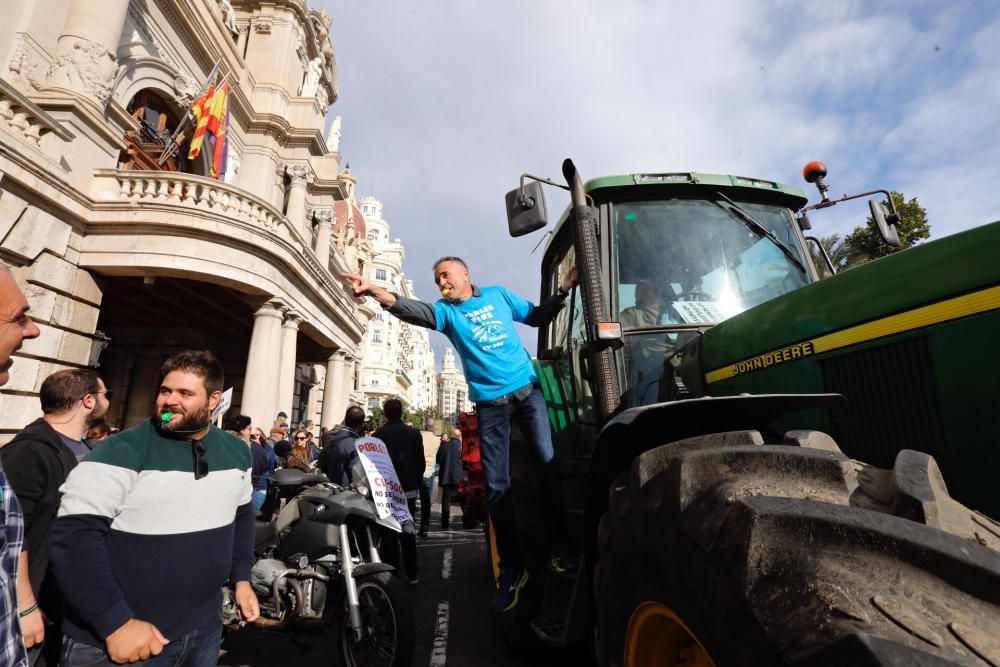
[624,602,716,667]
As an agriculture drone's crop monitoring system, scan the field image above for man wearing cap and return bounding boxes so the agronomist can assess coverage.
[342,256,577,612]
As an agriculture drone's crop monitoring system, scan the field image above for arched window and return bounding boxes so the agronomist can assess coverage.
[120,89,211,176]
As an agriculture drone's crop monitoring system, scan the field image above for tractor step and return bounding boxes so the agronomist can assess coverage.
[528,561,589,647]
[530,617,567,646]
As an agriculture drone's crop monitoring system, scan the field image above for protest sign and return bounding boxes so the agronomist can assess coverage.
[354,436,413,530]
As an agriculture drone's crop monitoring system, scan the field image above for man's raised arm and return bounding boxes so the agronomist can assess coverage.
[341,273,396,308]
[340,273,437,330]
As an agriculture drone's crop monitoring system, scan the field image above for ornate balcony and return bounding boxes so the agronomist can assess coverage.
[86,168,364,346]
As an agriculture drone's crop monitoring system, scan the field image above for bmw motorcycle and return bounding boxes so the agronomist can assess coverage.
[222,465,415,666]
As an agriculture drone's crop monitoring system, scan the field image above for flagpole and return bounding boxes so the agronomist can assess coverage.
[158,60,225,165]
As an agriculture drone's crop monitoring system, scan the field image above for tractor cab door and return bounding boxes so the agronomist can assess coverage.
[538,233,600,459]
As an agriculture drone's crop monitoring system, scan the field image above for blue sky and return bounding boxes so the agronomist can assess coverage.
[322,1,1000,365]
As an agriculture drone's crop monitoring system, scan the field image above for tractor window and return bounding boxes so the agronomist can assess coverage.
[614,199,809,327]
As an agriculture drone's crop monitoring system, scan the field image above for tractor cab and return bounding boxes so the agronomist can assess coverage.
[510,169,817,411]
[612,195,814,406]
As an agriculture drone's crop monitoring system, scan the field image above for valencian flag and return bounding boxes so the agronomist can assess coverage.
[210,84,230,180]
[187,80,230,179]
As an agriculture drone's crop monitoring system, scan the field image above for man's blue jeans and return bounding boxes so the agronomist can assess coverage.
[60,618,222,667]
[476,384,565,571]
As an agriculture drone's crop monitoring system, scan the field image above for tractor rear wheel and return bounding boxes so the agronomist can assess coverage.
[594,430,1000,666]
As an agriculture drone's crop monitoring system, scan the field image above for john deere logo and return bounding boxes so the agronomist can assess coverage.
[732,341,816,376]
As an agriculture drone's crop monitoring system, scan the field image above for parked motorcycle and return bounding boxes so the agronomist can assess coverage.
[222,465,415,666]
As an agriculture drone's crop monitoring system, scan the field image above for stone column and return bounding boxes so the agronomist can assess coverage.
[343,354,357,411]
[313,209,333,270]
[276,310,302,421]
[284,164,314,238]
[320,350,347,429]
[240,301,285,427]
[45,0,131,107]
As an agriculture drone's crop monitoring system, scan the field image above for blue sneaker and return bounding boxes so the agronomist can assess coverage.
[549,550,578,575]
[492,568,529,612]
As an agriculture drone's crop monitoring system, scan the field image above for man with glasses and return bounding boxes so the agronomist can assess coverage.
[50,350,259,666]
[0,263,41,666]
[3,369,110,665]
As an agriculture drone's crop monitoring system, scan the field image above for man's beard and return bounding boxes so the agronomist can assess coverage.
[85,402,110,429]
[158,404,210,432]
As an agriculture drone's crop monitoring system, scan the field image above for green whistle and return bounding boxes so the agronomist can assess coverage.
[161,412,173,424]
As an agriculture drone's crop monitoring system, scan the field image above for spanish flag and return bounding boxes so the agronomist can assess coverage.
[188,82,228,163]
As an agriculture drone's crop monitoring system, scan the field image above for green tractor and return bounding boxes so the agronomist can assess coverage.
[495,159,1000,665]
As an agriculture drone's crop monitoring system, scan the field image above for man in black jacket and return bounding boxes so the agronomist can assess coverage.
[372,399,424,584]
[319,405,366,485]
[2,368,109,665]
[437,428,465,530]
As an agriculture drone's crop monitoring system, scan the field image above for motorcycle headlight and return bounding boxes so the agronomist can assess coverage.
[297,554,309,569]
[355,483,370,498]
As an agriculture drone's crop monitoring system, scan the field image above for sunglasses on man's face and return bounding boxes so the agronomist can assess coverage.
[83,390,114,401]
[191,439,208,480]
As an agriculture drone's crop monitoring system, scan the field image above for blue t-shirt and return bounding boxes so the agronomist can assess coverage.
[432,285,538,402]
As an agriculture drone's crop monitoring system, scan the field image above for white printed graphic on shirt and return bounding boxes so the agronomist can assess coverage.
[464,303,508,351]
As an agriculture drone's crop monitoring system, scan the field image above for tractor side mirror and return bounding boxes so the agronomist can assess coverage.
[505,181,548,237]
[869,200,900,247]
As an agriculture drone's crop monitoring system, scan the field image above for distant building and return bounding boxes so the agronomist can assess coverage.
[437,347,472,422]
[355,196,436,414]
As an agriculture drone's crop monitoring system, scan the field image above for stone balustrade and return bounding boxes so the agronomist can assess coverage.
[0,79,75,146]
[106,170,286,232]
[92,168,361,319]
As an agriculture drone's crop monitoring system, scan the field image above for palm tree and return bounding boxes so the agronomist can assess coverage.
[809,233,863,277]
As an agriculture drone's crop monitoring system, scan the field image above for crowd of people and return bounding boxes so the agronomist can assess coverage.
[0,249,577,664]
[0,348,466,665]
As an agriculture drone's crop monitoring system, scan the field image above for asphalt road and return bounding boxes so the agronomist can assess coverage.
[218,503,555,667]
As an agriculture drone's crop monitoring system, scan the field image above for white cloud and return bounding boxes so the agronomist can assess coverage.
[322,1,1000,359]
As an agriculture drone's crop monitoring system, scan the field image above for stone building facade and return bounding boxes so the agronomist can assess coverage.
[355,195,436,415]
[0,0,375,438]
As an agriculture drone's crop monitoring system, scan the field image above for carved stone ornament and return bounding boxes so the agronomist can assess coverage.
[313,209,333,227]
[254,17,273,34]
[325,115,342,153]
[300,57,322,97]
[316,85,329,109]
[218,0,239,38]
[47,38,116,104]
[173,75,199,105]
[287,163,315,184]
[7,41,42,91]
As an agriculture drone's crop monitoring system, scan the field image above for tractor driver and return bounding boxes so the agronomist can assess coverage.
[621,279,676,404]
[341,257,578,613]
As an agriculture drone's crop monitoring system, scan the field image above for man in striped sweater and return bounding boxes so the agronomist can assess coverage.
[51,350,259,666]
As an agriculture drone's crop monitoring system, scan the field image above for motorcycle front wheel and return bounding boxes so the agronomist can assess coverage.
[336,571,415,667]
